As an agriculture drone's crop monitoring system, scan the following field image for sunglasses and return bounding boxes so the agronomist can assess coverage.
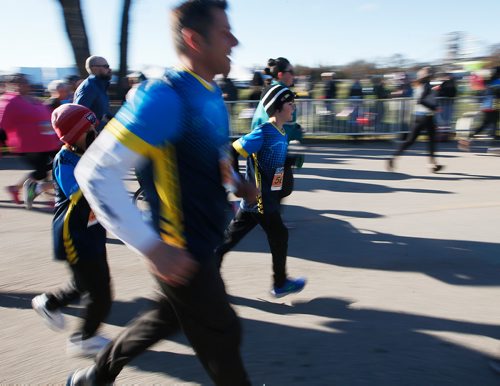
[92,64,110,69]
[282,69,294,75]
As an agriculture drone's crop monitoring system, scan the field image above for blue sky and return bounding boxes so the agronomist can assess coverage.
[2,0,499,72]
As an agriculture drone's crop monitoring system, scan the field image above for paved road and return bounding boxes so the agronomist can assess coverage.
[1,141,500,385]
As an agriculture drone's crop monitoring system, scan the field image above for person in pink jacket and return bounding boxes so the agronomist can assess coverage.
[0,74,61,208]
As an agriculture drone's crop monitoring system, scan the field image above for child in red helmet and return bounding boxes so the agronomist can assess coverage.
[32,103,112,357]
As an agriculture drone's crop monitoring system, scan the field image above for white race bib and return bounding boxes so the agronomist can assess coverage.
[271,167,284,191]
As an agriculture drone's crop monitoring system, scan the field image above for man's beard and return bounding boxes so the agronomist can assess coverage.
[98,74,112,82]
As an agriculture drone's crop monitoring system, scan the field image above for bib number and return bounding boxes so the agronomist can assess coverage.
[87,211,98,227]
[271,167,284,191]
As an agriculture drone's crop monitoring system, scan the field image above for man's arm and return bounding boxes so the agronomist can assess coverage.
[75,130,197,286]
[73,83,96,109]
[223,147,258,203]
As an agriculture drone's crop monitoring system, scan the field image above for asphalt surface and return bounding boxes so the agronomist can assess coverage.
[1,140,500,385]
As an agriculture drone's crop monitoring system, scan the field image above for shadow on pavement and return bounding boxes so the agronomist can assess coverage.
[226,204,500,287]
[2,143,500,384]
[0,292,154,329]
[229,296,500,385]
[0,291,214,384]
[0,200,54,213]
[297,144,500,190]
[3,289,500,385]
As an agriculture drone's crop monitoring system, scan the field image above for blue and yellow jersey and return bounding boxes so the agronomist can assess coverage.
[104,69,230,257]
[53,148,106,264]
[233,122,288,214]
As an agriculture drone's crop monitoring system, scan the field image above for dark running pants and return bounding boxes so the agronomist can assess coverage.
[280,157,295,200]
[215,209,288,288]
[469,110,499,139]
[93,258,250,386]
[45,255,112,339]
[21,150,58,181]
[395,114,437,159]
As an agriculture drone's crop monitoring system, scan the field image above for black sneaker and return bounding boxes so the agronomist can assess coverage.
[432,164,444,173]
[387,158,394,171]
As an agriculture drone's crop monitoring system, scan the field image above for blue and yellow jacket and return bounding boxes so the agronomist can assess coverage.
[52,147,106,264]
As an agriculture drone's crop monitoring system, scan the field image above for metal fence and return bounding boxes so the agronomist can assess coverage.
[226,96,484,138]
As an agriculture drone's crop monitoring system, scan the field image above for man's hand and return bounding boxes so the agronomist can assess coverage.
[234,180,259,204]
[144,240,199,286]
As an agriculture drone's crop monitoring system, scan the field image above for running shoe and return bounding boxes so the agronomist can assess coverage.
[23,179,37,210]
[66,365,112,386]
[6,185,21,204]
[386,158,394,171]
[271,277,307,298]
[431,164,444,173]
[32,293,65,331]
[67,333,111,357]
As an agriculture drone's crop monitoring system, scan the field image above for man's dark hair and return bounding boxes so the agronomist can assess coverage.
[251,71,264,87]
[265,57,291,79]
[171,0,228,54]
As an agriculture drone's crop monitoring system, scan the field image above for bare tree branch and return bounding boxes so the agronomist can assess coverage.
[57,0,91,77]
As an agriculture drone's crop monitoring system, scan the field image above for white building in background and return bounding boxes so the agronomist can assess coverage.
[14,67,78,86]
[13,64,254,86]
[443,31,489,65]
[444,32,464,63]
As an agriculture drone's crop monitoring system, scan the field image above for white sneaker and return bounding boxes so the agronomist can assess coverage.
[23,179,38,210]
[67,333,111,357]
[32,294,65,331]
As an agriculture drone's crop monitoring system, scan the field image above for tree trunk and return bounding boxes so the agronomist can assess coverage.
[57,0,91,77]
[117,0,133,101]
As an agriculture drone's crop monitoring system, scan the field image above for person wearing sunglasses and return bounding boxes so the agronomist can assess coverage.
[73,55,112,132]
[251,57,295,130]
[250,57,304,224]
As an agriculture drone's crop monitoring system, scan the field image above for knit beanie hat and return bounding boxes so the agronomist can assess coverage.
[51,103,97,145]
[261,84,295,116]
